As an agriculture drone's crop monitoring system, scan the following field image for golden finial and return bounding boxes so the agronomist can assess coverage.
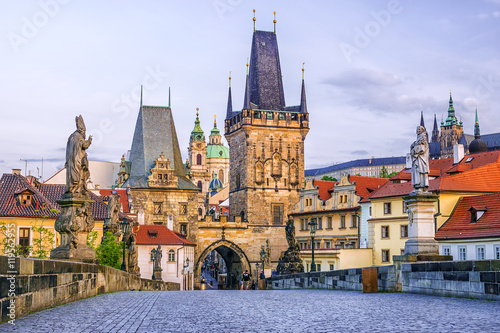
[229,71,231,88]
[214,114,217,125]
[450,89,452,95]
[273,11,276,34]
[246,58,249,75]
[302,62,305,80]
[196,107,199,117]
[253,9,256,31]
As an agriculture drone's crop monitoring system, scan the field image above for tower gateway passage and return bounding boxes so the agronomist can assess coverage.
[194,14,309,290]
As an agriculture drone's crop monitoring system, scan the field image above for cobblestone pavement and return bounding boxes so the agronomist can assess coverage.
[2,290,500,333]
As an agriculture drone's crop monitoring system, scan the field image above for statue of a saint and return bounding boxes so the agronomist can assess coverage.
[410,125,429,192]
[127,232,140,276]
[285,218,297,250]
[65,115,92,197]
[102,191,121,243]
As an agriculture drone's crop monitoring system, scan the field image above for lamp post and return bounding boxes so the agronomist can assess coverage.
[119,218,130,272]
[184,257,190,290]
[308,217,317,272]
[255,263,260,284]
[151,248,157,280]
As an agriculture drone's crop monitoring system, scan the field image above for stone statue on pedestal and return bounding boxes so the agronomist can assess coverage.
[102,191,121,243]
[127,231,140,276]
[276,218,304,275]
[410,125,429,193]
[51,115,96,260]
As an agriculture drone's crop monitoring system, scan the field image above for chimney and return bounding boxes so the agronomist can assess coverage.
[12,169,21,175]
[453,144,464,164]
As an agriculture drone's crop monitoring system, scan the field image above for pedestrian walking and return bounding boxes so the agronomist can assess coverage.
[242,270,251,290]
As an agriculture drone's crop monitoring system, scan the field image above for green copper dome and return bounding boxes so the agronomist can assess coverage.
[190,110,205,142]
[206,144,229,159]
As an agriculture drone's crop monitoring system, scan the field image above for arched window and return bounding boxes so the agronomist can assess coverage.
[240,210,245,221]
[197,181,202,189]
[198,208,203,216]
[168,250,175,262]
[196,154,202,165]
[219,169,224,183]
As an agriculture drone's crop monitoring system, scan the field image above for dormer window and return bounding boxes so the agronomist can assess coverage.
[21,194,32,205]
[148,230,158,238]
[465,157,474,163]
[469,206,487,223]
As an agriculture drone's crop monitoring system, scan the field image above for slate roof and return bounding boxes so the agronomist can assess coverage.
[0,173,109,220]
[305,156,406,177]
[248,30,286,111]
[481,133,500,149]
[126,105,198,190]
[133,224,196,245]
[435,193,500,240]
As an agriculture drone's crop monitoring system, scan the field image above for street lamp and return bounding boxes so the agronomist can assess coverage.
[151,248,157,280]
[308,217,317,272]
[119,218,130,271]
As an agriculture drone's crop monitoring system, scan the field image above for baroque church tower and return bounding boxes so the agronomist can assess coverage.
[224,23,309,225]
[188,109,209,193]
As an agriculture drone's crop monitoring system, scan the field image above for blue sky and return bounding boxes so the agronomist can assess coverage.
[1,0,499,179]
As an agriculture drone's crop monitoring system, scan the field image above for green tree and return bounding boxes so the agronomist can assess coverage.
[30,224,55,258]
[96,232,123,269]
[379,165,389,178]
[87,231,98,250]
[321,175,337,181]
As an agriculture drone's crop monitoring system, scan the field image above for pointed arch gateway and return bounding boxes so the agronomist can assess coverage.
[194,239,251,290]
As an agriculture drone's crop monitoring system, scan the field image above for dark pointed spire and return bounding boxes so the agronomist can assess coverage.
[140,85,143,107]
[444,90,459,126]
[431,114,439,142]
[300,63,307,113]
[420,111,425,128]
[243,60,251,110]
[168,87,171,108]
[474,107,480,138]
[226,72,233,119]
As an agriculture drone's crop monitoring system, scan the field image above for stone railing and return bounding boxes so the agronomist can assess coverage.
[266,265,397,291]
[401,260,500,300]
[0,256,180,323]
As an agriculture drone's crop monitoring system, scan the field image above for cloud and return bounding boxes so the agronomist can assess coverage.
[494,11,500,18]
[476,13,489,20]
[324,69,401,89]
[351,150,369,155]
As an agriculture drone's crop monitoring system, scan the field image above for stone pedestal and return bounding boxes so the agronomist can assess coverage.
[403,193,439,255]
[153,268,163,281]
[50,197,96,260]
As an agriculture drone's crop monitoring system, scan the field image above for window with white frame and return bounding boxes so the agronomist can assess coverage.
[168,249,175,262]
[458,246,467,261]
[495,245,500,260]
[324,241,331,249]
[442,246,451,256]
[381,226,390,238]
[476,246,485,260]
[382,249,390,262]
[384,202,391,215]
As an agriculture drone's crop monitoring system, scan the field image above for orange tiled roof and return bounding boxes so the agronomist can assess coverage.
[348,175,389,199]
[435,193,500,240]
[313,180,336,201]
[134,224,195,245]
[99,188,130,213]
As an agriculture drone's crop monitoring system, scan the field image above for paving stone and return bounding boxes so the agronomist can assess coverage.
[1,290,499,332]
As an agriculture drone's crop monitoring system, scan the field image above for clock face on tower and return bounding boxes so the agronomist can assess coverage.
[196,143,203,149]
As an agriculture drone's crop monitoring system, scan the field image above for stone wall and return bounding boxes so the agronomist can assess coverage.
[0,256,179,323]
[267,265,397,291]
[401,260,500,300]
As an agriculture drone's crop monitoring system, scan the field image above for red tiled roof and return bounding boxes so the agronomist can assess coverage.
[348,175,389,199]
[369,151,500,199]
[313,180,336,201]
[99,188,130,213]
[0,173,109,220]
[435,193,500,240]
[133,224,196,245]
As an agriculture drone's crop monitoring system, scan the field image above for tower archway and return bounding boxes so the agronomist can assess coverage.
[195,239,251,290]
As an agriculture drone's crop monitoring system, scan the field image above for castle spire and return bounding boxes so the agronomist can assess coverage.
[190,108,205,142]
[300,63,307,113]
[253,9,256,32]
[243,60,251,110]
[168,87,171,108]
[431,114,439,142]
[140,85,143,107]
[444,91,458,126]
[474,107,480,138]
[226,72,233,119]
[420,111,425,128]
[273,11,276,34]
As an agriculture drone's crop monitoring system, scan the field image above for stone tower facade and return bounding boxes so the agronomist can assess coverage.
[224,30,309,226]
